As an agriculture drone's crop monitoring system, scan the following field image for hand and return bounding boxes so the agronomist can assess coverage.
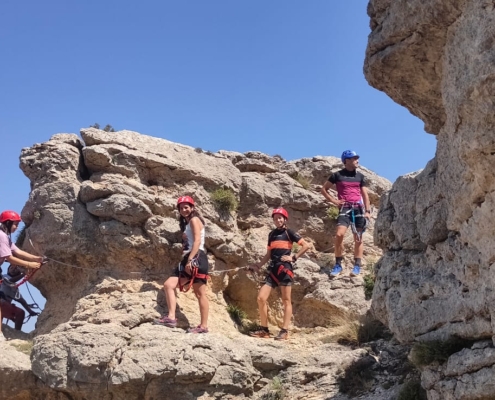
[365,210,371,219]
[280,255,293,262]
[185,261,192,275]
[335,199,346,206]
[248,264,261,273]
[28,262,41,269]
[36,256,44,263]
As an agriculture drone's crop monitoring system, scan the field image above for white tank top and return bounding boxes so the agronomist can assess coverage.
[182,218,205,255]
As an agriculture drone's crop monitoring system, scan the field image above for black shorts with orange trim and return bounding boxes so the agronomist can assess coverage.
[265,262,294,288]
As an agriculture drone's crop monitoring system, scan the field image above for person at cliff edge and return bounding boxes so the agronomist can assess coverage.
[320,150,371,277]
[0,264,40,331]
[249,207,309,341]
[0,211,42,340]
[154,196,210,334]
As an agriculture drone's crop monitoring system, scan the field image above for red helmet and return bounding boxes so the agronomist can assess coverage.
[0,210,21,223]
[177,196,195,208]
[272,208,288,220]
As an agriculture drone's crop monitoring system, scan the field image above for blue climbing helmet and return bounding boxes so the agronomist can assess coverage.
[341,150,360,164]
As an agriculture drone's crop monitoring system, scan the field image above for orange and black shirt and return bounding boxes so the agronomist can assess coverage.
[267,228,303,262]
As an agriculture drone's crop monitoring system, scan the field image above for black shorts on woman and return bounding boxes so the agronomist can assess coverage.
[264,227,303,288]
[172,250,209,285]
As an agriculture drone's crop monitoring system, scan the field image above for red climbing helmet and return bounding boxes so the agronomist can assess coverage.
[272,208,288,220]
[177,196,195,208]
[0,210,21,223]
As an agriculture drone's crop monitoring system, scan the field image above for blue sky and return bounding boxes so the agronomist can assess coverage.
[0,1,436,331]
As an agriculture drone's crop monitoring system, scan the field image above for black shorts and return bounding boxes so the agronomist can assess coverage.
[265,262,294,288]
[336,206,366,229]
[172,250,209,285]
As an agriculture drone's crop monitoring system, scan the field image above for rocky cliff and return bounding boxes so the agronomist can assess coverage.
[365,0,495,398]
[1,129,395,399]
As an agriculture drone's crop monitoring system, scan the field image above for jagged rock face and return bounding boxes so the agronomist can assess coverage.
[366,0,495,397]
[10,128,391,399]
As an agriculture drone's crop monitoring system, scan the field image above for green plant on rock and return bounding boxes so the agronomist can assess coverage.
[410,338,473,368]
[326,206,339,219]
[292,173,312,189]
[398,379,427,400]
[363,274,375,300]
[262,376,286,400]
[291,243,300,253]
[210,188,238,213]
[226,304,247,325]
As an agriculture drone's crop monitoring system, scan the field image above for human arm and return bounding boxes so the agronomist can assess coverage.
[280,233,310,263]
[6,254,41,269]
[321,181,344,206]
[250,249,271,272]
[360,186,371,218]
[12,247,43,263]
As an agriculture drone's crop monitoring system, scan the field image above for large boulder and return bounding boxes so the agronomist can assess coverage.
[365,0,495,397]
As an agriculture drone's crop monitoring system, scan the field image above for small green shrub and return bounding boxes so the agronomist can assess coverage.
[326,206,339,219]
[410,338,472,367]
[226,304,247,325]
[398,379,427,400]
[363,274,375,300]
[11,340,34,355]
[292,173,312,189]
[210,188,238,213]
[292,243,300,253]
[262,376,286,400]
[318,253,335,268]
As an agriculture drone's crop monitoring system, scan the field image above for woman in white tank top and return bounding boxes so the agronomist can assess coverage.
[154,196,210,334]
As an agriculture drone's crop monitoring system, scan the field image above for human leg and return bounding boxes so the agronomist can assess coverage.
[279,286,292,330]
[192,282,209,329]
[13,306,25,331]
[154,276,180,326]
[330,225,348,276]
[257,284,272,327]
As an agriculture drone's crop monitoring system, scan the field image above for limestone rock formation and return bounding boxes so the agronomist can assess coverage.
[365,0,495,397]
[0,128,393,399]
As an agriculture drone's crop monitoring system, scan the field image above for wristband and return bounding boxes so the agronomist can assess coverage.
[365,209,371,213]
[292,255,297,262]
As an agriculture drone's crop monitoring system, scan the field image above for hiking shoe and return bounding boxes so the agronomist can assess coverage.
[153,315,177,328]
[187,325,209,334]
[274,329,289,341]
[249,327,271,339]
[350,266,361,276]
[329,264,342,276]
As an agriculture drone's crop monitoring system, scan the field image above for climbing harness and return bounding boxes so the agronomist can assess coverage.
[268,261,294,286]
[339,202,368,242]
[177,256,208,292]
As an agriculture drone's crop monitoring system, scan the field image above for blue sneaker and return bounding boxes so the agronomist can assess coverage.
[329,264,342,276]
[350,265,361,276]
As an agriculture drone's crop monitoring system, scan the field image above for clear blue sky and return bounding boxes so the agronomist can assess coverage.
[0,0,436,331]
